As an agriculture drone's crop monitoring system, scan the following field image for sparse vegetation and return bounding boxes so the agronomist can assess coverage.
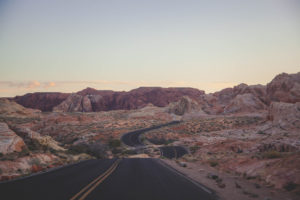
[189,146,200,154]
[209,160,219,167]
[262,150,281,159]
[284,182,298,191]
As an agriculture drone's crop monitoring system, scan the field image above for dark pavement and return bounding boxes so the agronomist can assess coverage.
[121,121,180,146]
[160,146,189,159]
[0,159,116,200]
[0,158,215,200]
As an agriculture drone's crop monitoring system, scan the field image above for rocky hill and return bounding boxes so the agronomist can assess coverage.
[12,72,300,114]
[14,87,205,112]
[14,92,70,112]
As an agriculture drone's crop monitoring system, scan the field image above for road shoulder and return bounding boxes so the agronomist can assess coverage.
[161,159,298,200]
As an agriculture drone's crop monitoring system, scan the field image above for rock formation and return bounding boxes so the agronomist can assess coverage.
[53,94,93,112]
[268,102,300,130]
[14,92,69,112]
[53,87,205,112]
[168,96,203,116]
[0,122,26,154]
[266,72,300,103]
[224,93,267,114]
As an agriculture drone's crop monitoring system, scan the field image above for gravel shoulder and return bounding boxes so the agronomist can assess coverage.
[162,159,299,200]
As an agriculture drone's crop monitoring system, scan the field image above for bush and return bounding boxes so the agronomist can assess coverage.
[209,160,218,167]
[108,139,121,149]
[190,146,200,154]
[68,141,107,159]
[284,182,298,191]
[262,151,281,159]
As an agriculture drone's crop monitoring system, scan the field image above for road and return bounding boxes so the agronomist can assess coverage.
[160,146,189,159]
[0,158,216,200]
[121,121,188,159]
[121,121,180,147]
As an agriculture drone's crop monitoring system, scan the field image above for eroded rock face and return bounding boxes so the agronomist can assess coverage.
[53,94,93,112]
[168,96,202,116]
[224,93,267,114]
[0,98,40,117]
[14,92,69,112]
[0,123,26,154]
[12,126,66,151]
[54,87,205,112]
[267,72,300,103]
[268,102,300,130]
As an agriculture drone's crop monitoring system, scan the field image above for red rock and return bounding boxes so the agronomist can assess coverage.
[0,122,26,154]
[54,87,205,112]
[14,92,69,112]
[31,164,43,173]
[266,72,300,103]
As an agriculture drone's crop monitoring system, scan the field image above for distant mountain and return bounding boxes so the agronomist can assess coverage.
[13,87,205,112]
[12,72,300,113]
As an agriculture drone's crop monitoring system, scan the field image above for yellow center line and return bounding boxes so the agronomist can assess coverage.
[78,160,120,200]
[70,159,121,200]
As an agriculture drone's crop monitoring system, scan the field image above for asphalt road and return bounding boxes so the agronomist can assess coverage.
[0,158,215,200]
[121,121,180,147]
[160,146,189,159]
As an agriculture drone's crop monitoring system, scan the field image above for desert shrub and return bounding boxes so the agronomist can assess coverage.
[0,152,3,157]
[19,147,30,156]
[122,149,137,155]
[68,141,107,159]
[284,182,298,191]
[262,150,281,159]
[108,139,121,149]
[190,146,200,154]
[257,130,265,135]
[209,160,218,167]
[29,158,41,166]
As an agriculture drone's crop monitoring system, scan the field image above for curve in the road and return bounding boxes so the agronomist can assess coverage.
[121,121,180,147]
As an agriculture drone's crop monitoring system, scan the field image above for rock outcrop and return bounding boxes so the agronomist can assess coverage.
[54,87,205,112]
[268,102,300,130]
[53,94,93,112]
[0,98,40,117]
[14,92,70,112]
[0,123,26,154]
[168,96,203,116]
[224,93,267,114]
[267,72,300,103]
[12,126,66,151]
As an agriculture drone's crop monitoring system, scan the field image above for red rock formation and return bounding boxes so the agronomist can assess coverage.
[54,87,205,112]
[0,122,26,154]
[14,92,69,112]
[267,72,300,103]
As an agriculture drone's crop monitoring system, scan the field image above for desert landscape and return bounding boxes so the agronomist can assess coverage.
[1,72,299,200]
[1,1,299,199]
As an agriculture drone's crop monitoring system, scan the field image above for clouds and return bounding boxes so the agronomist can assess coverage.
[0,81,56,89]
[0,79,240,97]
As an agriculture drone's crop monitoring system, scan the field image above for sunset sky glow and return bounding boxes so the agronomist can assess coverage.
[0,0,299,97]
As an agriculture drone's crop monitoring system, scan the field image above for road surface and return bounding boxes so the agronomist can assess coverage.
[0,158,216,200]
[121,121,180,147]
[160,146,189,159]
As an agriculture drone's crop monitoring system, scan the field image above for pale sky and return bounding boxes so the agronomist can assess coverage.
[0,0,299,97]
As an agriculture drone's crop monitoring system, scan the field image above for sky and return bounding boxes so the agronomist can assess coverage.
[0,0,299,97]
